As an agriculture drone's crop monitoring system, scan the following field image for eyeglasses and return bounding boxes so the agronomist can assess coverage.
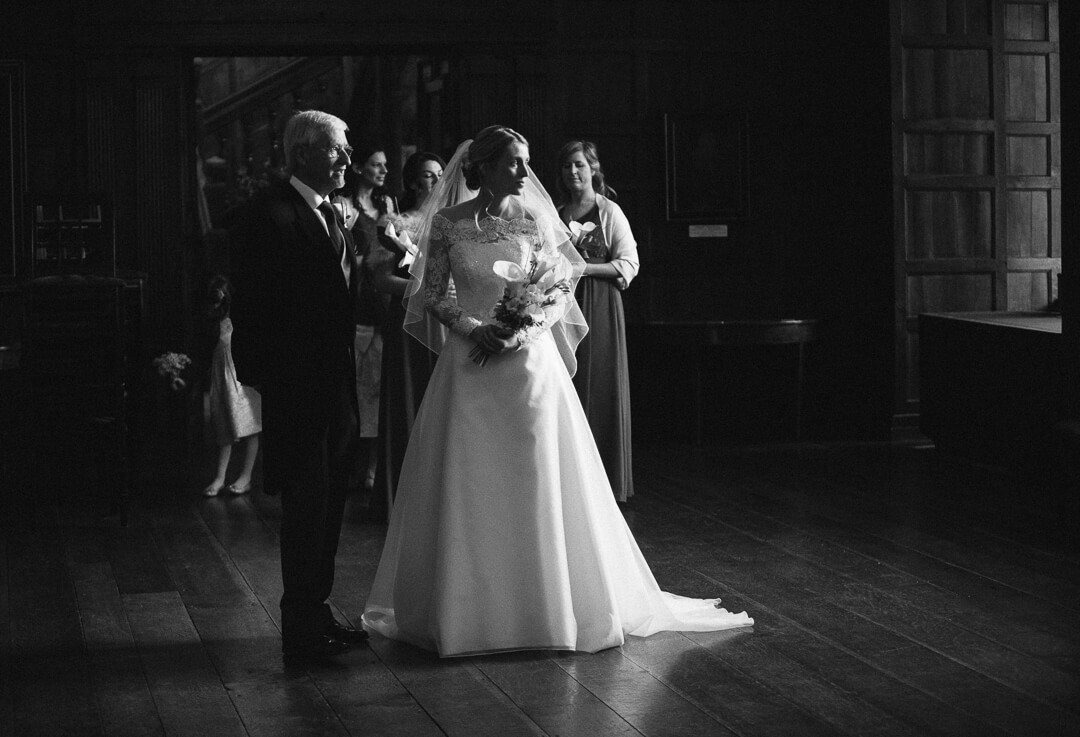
[317,144,353,159]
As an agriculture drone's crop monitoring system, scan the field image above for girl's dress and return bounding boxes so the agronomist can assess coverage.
[562,197,636,501]
[206,316,261,446]
[361,214,751,657]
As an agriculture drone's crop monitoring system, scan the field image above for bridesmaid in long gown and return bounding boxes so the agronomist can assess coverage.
[368,151,446,520]
[362,126,750,657]
[556,141,639,502]
[334,145,396,492]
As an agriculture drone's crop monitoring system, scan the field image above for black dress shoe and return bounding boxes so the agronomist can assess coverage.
[282,634,351,664]
[328,620,369,644]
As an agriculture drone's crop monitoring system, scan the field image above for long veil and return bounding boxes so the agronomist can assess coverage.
[402,139,589,376]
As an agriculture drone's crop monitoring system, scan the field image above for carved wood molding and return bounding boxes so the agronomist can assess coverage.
[200,56,342,131]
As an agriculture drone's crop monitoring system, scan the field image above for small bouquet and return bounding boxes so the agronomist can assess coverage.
[469,250,571,366]
[152,352,191,392]
[567,220,597,248]
[384,221,419,269]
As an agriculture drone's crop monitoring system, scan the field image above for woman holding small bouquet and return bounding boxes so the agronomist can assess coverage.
[367,152,446,518]
[361,125,751,657]
[333,144,396,493]
[556,140,639,502]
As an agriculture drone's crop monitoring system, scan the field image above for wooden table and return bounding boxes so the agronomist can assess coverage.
[630,319,820,445]
[919,311,1062,470]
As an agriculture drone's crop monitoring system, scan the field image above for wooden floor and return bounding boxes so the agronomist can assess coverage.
[3,439,1079,737]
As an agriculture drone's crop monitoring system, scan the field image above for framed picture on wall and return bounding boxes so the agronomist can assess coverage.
[664,113,748,221]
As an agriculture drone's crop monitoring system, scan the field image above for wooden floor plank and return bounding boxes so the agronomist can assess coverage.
[6,508,103,737]
[123,591,248,737]
[672,581,1008,737]
[299,648,448,737]
[549,647,740,737]
[0,523,14,737]
[630,492,1077,736]
[186,602,288,685]
[195,495,288,631]
[71,560,165,737]
[147,506,260,609]
[618,629,836,737]
[7,440,1079,735]
[639,543,1009,737]
[370,638,547,737]
[473,650,644,737]
[723,484,1080,657]
[677,626,924,737]
[225,678,352,737]
[196,495,283,563]
[642,468,1080,682]
[199,487,449,737]
[105,519,176,595]
[739,453,1080,608]
[640,443,1080,568]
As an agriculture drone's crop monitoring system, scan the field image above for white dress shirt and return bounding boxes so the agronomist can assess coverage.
[290,175,351,283]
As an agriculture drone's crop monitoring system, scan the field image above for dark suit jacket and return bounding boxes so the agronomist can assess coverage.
[228,179,359,403]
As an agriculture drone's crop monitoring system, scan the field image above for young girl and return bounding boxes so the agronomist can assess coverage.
[202,275,261,497]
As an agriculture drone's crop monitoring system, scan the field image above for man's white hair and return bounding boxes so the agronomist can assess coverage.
[283,110,348,171]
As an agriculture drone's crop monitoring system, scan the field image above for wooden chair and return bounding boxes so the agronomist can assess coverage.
[20,276,133,522]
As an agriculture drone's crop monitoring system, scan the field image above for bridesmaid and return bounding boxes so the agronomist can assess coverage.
[333,144,397,492]
[555,140,639,502]
[368,151,445,520]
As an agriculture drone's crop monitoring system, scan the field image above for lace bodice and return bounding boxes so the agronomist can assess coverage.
[423,214,556,342]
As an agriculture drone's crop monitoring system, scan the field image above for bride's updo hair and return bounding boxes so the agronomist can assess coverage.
[464,125,529,190]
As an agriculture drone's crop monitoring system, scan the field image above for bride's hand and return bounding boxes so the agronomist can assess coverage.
[470,324,518,354]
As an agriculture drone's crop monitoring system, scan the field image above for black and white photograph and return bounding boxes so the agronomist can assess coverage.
[1,2,1079,735]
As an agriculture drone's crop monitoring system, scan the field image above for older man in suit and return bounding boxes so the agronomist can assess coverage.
[229,109,367,663]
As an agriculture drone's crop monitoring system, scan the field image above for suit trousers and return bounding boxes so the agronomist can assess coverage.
[265,350,358,643]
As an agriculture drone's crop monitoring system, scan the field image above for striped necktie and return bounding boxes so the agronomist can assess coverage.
[317,200,345,258]
[317,201,351,282]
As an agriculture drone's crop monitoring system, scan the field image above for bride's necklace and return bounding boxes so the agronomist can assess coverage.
[481,194,515,221]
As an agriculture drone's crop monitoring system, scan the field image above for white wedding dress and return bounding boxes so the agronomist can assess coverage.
[361,214,752,657]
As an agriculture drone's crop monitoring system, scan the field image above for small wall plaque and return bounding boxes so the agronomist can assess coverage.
[688,224,728,238]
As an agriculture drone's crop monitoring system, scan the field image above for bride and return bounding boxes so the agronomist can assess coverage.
[361,125,752,656]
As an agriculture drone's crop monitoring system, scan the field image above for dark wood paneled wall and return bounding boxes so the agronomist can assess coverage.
[3,1,898,439]
[891,0,1062,422]
[1061,2,1080,418]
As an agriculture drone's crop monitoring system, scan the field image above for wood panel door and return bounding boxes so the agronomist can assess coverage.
[891,0,1060,420]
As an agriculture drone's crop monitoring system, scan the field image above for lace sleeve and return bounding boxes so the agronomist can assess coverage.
[423,217,482,338]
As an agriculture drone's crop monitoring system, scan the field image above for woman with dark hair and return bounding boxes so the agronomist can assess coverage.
[361,125,751,657]
[336,143,398,235]
[398,151,445,215]
[556,140,639,502]
[365,150,446,518]
[333,144,397,493]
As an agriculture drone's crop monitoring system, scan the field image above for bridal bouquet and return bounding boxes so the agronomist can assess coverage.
[469,250,571,366]
[152,351,191,392]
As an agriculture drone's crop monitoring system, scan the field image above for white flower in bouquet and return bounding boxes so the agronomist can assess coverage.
[469,252,572,366]
[568,220,597,247]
